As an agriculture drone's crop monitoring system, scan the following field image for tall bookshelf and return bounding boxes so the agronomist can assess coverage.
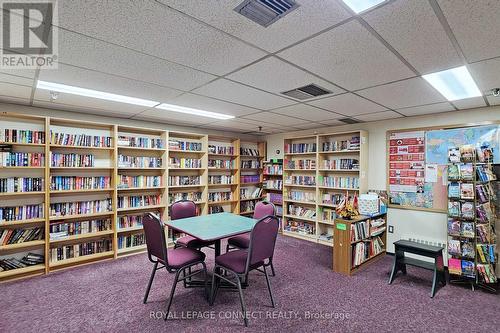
[239,141,266,216]
[282,131,368,247]
[0,112,265,283]
[263,159,283,229]
[207,136,240,214]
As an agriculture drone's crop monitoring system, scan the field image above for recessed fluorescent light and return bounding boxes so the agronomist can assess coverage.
[342,0,386,13]
[155,103,235,120]
[422,66,482,101]
[37,80,160,107]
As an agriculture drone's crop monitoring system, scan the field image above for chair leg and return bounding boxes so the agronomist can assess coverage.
[209,265,217,306]
[165,269,181,321]
[235,273,248,327]
[201,262,209,301]
[269,259,276,277]
[263,265,275,308]
[143,262,158,304]
[226,243,230,253]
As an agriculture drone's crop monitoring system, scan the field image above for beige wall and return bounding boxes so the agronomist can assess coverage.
[266,106,500,273]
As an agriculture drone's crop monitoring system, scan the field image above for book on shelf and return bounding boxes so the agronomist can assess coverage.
[322,158,359,170]
[51,176,110,191]
[476,224,492,243]
[117,195,161,209]
[241,160,260,169]
[1,129,45,144]
[460,202,474,219]
[169,157,201,169]
[477,264,498,283]
[209,159,234,169]
[264,179,282,190]
[0,227,44,245]
[0,253,44,272]
[476,165,495,182]
[50,199,112,217]
[208,191,232,202]
[169,191,202,204]
[459,145,474,162]
[118,233,145,249]
[476,244,496,264]
[170,175,202,186]
[285,159,315,170]
[208,175,233,185]
[50,239,112,262]
[319,175,359,189]
[240,201,255,213]
[460,221,475,238]
[51,132,112,148]
[241,175,260,183]
[0,177,44,193]
[1,152,45,167]
[284,143,316,154]
[287,204,316,219]
[118,175,162,189]
[118,155,162,168]
[0,204,44,222]
[461,260,475,277]
[351,236,384,267]
[448,201,460,217]
[51,153,94,168]
[50,219,112,240]
[350,220,369,242]
[168,139,202,152]
[284,175,316,186]
[287,190,315,203]
[447,164,460,180]
[448,239,461,256]
[476,203,492,223]
[448,147,460,163]
[447,218,460,236]
[284,219,315,235]
[460,183,474,199]
[459,163,473,180]
[448,258,462,275]
[263,164,282,175]
[322,136,360,152]
[475,145,494,163]
[240,147,260,156]
[209,205,225,214]
[240,187,262,200]
[117,214,146,230]
[475,184,489,203]
[118,135,163,149]
[265,192,282,205]
[461,241,475,259]
[208,145,234,155]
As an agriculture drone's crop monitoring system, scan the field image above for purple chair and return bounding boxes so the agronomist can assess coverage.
[226,201,276,276]
[210,215,280,327]
[142,213,208,320]
[171,200,215,249]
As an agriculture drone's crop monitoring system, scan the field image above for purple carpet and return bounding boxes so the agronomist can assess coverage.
[1,235,499,332]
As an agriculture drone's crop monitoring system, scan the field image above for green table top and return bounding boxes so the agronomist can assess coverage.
[165,212,257,241]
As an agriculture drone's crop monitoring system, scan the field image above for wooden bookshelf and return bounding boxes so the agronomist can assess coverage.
[333,213,387,275]
[282,131,368,247]
[239,141,265,216]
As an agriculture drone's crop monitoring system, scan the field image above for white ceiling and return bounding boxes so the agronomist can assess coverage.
[1,0,499,135]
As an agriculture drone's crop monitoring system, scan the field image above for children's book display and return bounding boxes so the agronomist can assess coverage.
[446,145,498,292]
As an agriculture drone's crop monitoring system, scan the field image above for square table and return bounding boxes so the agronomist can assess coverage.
[165,212,257,257]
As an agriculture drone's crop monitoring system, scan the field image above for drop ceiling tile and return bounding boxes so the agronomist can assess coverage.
[452,97,487,110]
[0,73,34,87]
[357,77,446,109]
[363,0,461,74]
[200,119,272,132]
[0,95,31,105]
[192,79,295,110]
[0,68,36,80]
[355,111,404,122]
[438,0,500,62]
[132,108,218,126]
[291,122,323,130]
[58,1,266,75]
[166,93,260,117]
[158,0,352,52]
[271,104,342,121]
[0,82,33,99]
[242,112,305,126]
[227,56,344,98]
[396,102,455,116]
[322,119,347,126]
[278,20,414,90]
[38,64,182,102]
[469,58,500,93]
[56,28,216,91]
[307,93,387,116]
[486,95,500,106]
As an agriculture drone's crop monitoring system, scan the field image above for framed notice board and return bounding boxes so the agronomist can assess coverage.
[387,123,499,213]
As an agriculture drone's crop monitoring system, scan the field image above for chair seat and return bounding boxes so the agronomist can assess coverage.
[227,233,250,249]
[160,247,205,269]
[176,235,214,249]
[215,249,263,274]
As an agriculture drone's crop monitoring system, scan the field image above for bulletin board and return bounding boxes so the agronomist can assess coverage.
[386,123,500,213]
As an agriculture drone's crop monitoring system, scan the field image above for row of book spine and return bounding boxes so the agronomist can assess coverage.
[241,175,260,183]
[322,136,360,152]
[49,219,112,238]
[352,236,384,267]
[0,177,44,193]
[168,158,201,169]
[118,155,162,168]
[284,220,315,235]
[0,227,44,245]
[208,175,234,185]
[118,175,162,188]
[240,201,255,212]
[240,187,262,199]
[51,153,94,167]
[169,175,201,186]
[321,176,359,189]
[322,158,359,170]
[208,145,234,155]
[240,147,260,156]
[49,199,112,217]
[0,253,44,272]
[0,152,45,167]
[286,191,315,203]
[1,129,45,144]
[284,143,316,154]
[117,195,161,209]
[117,214,145,229]
[169,140,202,151]
[285,159,316,170]
[209,205,225,214]
[117,233,145,249]
[287,204,316,219]
[118,136,163,149]
[50,239,112,262]
[263,165,282,175]
[50,176,110,191]
[50,132,112,147]
[208,191,232,202]
[208,159,234,169]
[264,180,282,190]
[241,160,260,169]
[168,192,203,203]
[285,176,316,186]
[0,204,44,222]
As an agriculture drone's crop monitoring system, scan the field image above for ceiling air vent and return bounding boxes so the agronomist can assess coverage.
[338,118,362,124]
[234,0,300,27]
[281,84,332,100]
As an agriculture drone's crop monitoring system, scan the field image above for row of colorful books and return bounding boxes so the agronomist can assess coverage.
[51,153,94,168]
[321,193,344,206]
[240,201,255,213]
[287,204,316,219]
[351,220,369,242]
[49,199,112,217]
[118,136,163,149]
[241,160,260,169]
[169,139,202,152]
[117,214,145,229]
[208,159,234,169]
[240,147,260,156]
[209,205,225,214]
[322,136,360,152]
[50,239,112,262]
[208,191,232,202]
[448,145,493,163]
[284,220,315,235]
[352,237,384,267]
[51,132,112,147]
[284,175,316,186]
[208,175,233,185]
[322,158,359,170]
[208,145,234,155]
[241,175,260,183]
[118,155,162,168]
[320,176,359,189]
[51,176,110,191]
[0,227,44,245]
[0,204,44,222]
[265,193,282,205]
[168,191,203,203]
[0,152,45,167]
[263,164,282,175]
[117,195,161,209]
[240,187,262,200]
[448,182,474,199]
[284,143,316,154]
[1,129,45,144]
[448,239,475,259]
[170,175,201,186]
[264,180,282,190]
[0,177,44,193]
[117,233,145,249]
[0,253,44,272]
[285,159,316,170]
[287,190,315,203]
[49,219,112,239]
[118,175,162,189]
[169,157,201,169]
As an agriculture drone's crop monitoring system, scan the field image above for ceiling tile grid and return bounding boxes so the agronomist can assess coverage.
[270,104,343,122]
[307,93,388,116]
[396,102,455,116]
[354,110,404,122]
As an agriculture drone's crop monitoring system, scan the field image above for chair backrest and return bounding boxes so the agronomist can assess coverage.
[143,213,168,265]
[170,200,197,220]
[246,215,279,272]
[253,201,275,220]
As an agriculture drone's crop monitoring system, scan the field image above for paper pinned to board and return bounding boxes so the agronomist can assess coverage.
[425,164,438,183]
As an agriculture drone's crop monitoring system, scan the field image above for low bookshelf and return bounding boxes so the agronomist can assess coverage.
[333,213,387,275]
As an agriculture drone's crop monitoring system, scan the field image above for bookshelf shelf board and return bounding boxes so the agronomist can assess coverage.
[50,188,113,194]
[208,153,237,157]
[263,173,283,176]
[117,146,165,152]
[51,167,114,170]
[283,199,316,205]
[318,220,335,226]
[168,167,204,171]
[0,166,45,169]
[117,205,165,213]
[319,150,360,154]
[284,184,316,188]
[318,186,359,191]
[168,149,204,154]
[117,244,147,255]
[0,191,45,197]
[168,184,204,189]
[240,155,263,159]
[208,168,236,171]
[319,203,337,208]
[117,226,144,233]
[49,230,114,244]
[0,142,45,147]
[282,231,316,241]
[263,188,282,192]
[49,212,114,221]
[208,200,236,205]
[241,168,262,171]
[284,152,317,156]
[0,218,46,227]
[118,186,166,191]
[0,264,45,280]
[240,197,264,202]
[168,201,205,206]
[0,240,45,252]
[118,167,166,171]
[207,183,237,187]
[283,169,315,172]
[283,214,316,223]
[318,169,360,172]
[318,239,333,247]
[240,182,263,186]
[49,251,114,268]
[50,144,114,151]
